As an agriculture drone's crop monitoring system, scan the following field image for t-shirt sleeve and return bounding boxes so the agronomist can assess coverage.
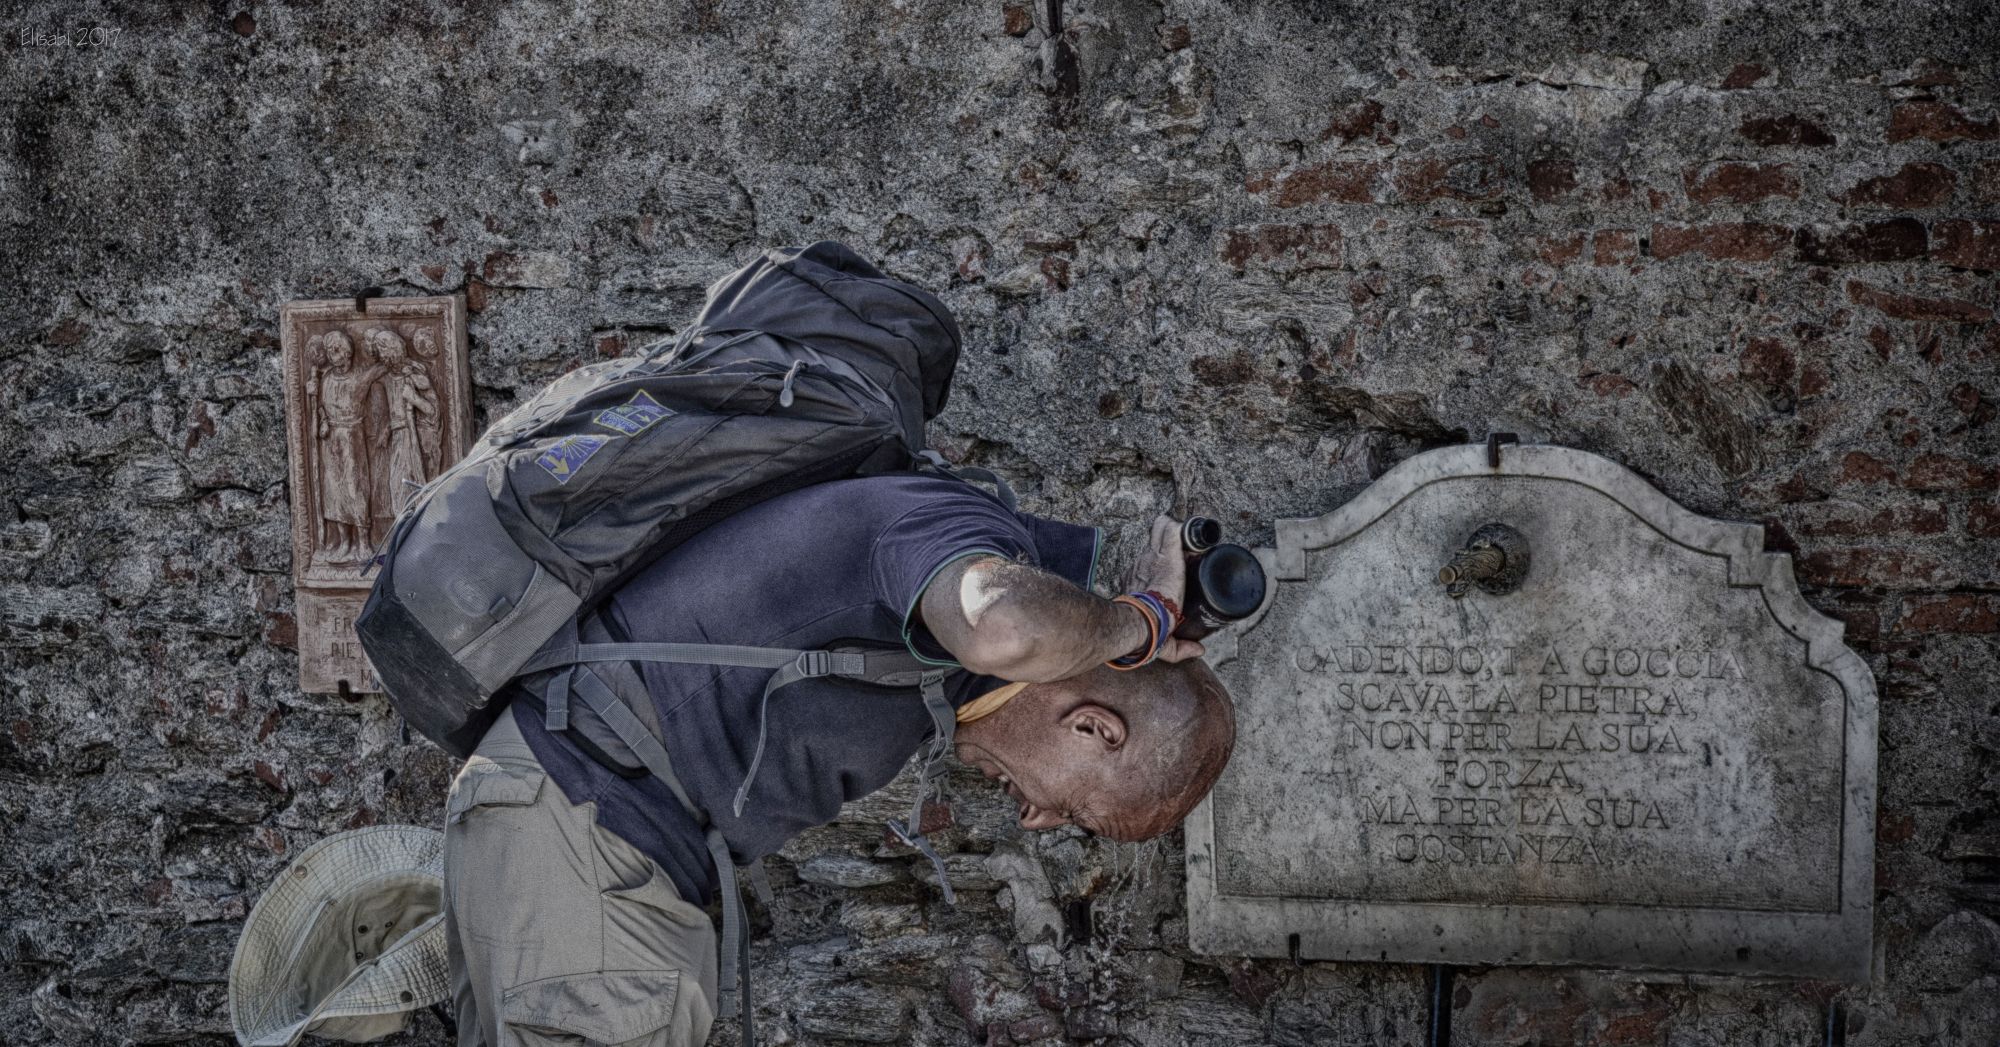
[872,490,1037,665]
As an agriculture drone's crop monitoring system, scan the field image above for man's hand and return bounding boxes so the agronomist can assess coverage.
[1125,515,1204,664]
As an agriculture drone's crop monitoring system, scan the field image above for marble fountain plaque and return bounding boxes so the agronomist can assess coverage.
[280,295,471,693]
[1187,444,1876,981]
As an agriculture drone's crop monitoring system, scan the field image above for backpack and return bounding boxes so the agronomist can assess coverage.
[357,240,994,754]
[354,242,1003,1038]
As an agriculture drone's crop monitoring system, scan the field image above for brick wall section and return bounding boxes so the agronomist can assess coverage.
[2,2,1997,1045]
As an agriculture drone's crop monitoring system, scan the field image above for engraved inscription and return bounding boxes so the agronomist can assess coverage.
[1209,475,1846,914]
[1187,445,1875,979]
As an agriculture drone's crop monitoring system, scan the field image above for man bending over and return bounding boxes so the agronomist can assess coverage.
[442,473,1236,1045]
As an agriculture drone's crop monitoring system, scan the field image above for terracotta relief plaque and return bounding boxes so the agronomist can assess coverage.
[280,295,471,693]
[1187,444,1876,981]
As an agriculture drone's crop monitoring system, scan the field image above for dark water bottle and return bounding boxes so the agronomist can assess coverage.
[1174,517,1268,640]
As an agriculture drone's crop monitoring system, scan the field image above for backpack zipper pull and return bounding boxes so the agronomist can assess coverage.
[777,360,805,408]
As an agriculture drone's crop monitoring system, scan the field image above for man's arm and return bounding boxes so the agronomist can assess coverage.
[915,516,1202,682]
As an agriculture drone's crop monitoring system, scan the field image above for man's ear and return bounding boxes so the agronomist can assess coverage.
[1059,704,1126,751]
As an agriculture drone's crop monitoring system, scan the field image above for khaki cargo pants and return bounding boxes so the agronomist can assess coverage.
[443,710,719,1046]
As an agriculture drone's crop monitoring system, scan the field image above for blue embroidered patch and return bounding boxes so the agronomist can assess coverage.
[594,389,676,436]
[535,434,610,484]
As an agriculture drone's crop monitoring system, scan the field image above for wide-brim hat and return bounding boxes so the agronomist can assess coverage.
[228,825,451,1047]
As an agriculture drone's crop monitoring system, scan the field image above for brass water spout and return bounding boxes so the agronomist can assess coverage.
[1438,546,1507,596]
[1438,523,1531,598]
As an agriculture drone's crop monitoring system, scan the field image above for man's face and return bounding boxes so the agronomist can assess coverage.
[954,697,1159,842]
[957,733,1109,838]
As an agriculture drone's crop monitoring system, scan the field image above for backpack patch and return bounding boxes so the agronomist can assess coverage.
[594,389,676,436]
[535,434,610,484]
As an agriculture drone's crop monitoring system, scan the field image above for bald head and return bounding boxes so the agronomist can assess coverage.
[953,658,1237,842]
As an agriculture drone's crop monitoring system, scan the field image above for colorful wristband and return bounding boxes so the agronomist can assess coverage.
[1108,594,1162,670]
[1108,590,1182,670]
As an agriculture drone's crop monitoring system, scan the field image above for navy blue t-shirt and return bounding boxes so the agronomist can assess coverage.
[512,475,1101,904]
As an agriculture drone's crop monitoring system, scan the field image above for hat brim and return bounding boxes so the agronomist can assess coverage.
[229,826,450,1047]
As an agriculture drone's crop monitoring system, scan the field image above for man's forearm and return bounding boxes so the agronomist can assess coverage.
[922,555,1151,682]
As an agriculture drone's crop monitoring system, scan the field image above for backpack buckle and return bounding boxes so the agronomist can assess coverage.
[796,650,832,677]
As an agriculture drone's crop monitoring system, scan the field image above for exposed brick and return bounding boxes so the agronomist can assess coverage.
[1251,160,1385,206]
[1003,2,1033,36]
[1794,502,1949,538]
[252,760,287,793]
[1890,59,1961,88]
[1799,363,1831,397]
[1740,336,1795,390]
[1319,99,1386,144]
[261,610,296,651]
[1218,223,1343,271]
[1839,451,1897,485]
[1866,326,1896,360]
[1932,219,2000,270]
[1799,547,1953,588]
[1950,382,1997,427]
[1536,232,1585,266]
[1887,101,1999,143]
[1828,595,1886,644]
[1593,229,1637,265]
[1895,594,2000,634]
[1970,501,2000,537]
[1721,63,1769,89]
[1650,222,1790,262]
[1738,114,1836,147]
[1579,372,1637,398]
[1394,155,1503,202]
[1684,162,1799,203]
[1528,158,1578,202]
[1834,162,1957,209]
[1794,218,1928,265]
[1902,453,1997,491]
[46,318,88,346]
[1975,161,2000,204]
[1845,280,1993,324]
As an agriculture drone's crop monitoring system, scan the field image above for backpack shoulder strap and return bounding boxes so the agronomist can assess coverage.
[886,668,959,904]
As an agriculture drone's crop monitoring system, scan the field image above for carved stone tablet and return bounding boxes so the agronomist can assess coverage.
[1188,444,1875,981]
[280,296,471,693]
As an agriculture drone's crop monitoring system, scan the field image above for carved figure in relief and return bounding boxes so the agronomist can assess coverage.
[307,329,385,564]
[367,325,441,515]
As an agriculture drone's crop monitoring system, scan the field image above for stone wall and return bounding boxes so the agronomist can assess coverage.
[3,1,1997,1043]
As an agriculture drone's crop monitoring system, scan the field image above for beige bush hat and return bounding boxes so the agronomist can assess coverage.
[228,825,451,1047]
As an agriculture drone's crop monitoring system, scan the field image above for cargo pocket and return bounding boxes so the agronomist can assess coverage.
[602,867,710,933]
[498,970,681,1046]
[445,760,550,946]
[447,759,546,825]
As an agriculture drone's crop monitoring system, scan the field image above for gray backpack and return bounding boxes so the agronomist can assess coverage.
[355,243,1002,1036]
[356,240,998,752]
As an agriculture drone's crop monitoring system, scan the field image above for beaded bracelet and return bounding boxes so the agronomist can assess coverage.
[1107,589,1184,670]
[1108,595,1161,670]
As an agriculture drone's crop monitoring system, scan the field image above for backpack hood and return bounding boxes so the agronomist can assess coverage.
[695,241,963,423]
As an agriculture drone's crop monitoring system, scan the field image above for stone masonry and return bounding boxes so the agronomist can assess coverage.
[2,2,1996,1044]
